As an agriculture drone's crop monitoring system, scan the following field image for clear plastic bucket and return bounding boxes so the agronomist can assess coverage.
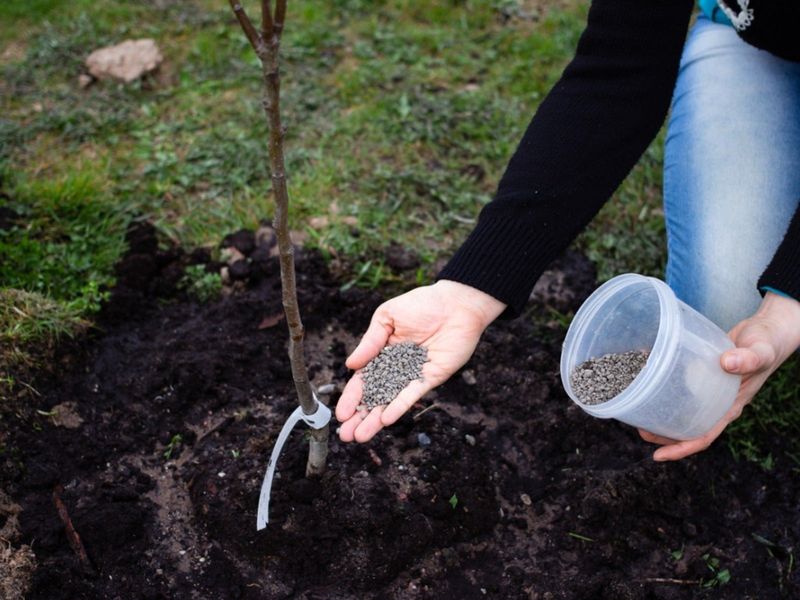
[560,274,741,440]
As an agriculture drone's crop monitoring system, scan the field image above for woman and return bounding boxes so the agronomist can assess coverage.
[335,0,800,461]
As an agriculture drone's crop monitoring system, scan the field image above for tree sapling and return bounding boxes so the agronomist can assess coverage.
[227,0,328,476]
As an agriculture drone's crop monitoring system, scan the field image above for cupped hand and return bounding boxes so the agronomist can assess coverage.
[639,292,800,461]
[335,280,506,443]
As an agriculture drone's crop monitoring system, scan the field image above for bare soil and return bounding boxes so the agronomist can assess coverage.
[1,224,798,599]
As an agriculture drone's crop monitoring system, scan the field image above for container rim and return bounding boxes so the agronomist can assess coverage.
[560,274,681,417]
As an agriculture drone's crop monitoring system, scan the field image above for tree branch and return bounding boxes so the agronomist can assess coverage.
[228,0,263,55]
[261,0,274,41]
[53,484,94,574]
[274,0,287,39]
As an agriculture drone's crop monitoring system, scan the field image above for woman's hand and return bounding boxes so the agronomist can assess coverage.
[639,292,800,461]
[335,280,506,443]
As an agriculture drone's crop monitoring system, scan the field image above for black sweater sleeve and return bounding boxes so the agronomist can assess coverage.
[758,207,800,300]
[437,0,694,317]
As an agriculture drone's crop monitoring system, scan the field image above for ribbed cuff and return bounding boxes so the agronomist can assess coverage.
[436,206,567,319]
[759,286,792,300]
[758,206,800,302]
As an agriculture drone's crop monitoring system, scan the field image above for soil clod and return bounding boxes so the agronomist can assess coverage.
[570,350,650,405]
[360,341,428,409]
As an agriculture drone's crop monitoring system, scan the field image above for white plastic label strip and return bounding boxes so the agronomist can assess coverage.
[256,394,331,530]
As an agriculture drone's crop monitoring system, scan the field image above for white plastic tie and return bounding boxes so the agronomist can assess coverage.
[256,392,331,530]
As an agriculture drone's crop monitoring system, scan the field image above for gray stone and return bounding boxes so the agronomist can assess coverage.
[85,39,163,83]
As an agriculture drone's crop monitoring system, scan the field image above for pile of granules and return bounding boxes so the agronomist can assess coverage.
[359,341,428,409]
[570,350,650,405]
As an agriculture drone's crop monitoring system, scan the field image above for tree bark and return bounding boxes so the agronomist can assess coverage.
[229,0,329,477]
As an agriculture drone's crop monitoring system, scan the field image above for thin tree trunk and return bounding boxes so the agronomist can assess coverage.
[229,0,329,477]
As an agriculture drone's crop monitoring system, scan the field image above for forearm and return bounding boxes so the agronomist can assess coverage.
[438,0,694,317]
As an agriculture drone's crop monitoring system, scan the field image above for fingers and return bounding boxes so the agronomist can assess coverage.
[335,373,364,423]
[721,341,776,375]
[337,365,434,442]
[353,406,385,442]
[652,438,711,461]
[337,408,366,442]
[338,405,385,443]
[638,429,677,445]
[334,371,390,443]
[651,412,731,461]
[346,309,392,370]
[381,378,431,427]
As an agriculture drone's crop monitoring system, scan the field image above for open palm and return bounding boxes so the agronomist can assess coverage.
[335,280,505,442]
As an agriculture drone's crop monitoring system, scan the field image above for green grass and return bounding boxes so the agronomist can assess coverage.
[1,0,798,461]
[725,356,800,470]
[0,165,126,307]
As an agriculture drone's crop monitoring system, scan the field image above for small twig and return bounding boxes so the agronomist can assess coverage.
[413,402,442,421]
[228,0,263,55]
[637,578,702,585]
[367,448,382,466]
[17,379,42,397]
[274,0,287,39]
[52,484,94,573]
[261,0,274,40]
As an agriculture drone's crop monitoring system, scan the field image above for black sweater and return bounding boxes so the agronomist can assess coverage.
[438,0,800,317]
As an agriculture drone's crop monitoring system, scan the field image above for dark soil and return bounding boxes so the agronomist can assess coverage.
[2,224,799,599]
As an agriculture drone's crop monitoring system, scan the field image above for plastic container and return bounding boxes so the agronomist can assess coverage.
[560,274,740,440]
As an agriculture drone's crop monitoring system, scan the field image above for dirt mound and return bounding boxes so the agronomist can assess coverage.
[1,224,798,599]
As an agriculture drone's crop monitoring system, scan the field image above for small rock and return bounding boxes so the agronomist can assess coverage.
[384,242,420,272]
[520,493,532,506]
[78,73,93,88]
[51,402,83,429]
[461,369,477,386]
[465,434,476,446]
[85,39,163,83]
[417,433,431,448]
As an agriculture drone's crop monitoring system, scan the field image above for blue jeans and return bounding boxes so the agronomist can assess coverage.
[664,15,800,332]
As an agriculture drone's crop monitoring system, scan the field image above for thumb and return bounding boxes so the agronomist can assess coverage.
[721,341,776,375]
[346,310,392,370]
